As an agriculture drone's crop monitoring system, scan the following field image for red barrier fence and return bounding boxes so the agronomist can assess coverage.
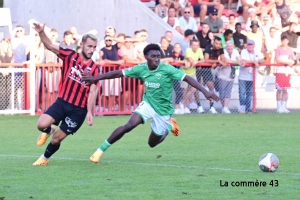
[1,62,300,115]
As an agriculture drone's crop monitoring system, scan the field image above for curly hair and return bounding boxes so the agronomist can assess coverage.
[143,43,161,55]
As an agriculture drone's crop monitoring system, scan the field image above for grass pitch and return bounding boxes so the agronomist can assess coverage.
[0,114,299,200]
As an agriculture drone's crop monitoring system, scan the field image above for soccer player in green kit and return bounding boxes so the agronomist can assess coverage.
[82,43,219,163]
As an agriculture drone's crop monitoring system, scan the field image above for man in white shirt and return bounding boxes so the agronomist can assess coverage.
[218,41,241,114]
[163,7,180,26]
[238,39,265,113]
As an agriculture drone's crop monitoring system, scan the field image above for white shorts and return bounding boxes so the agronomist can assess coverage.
[134,101,171,136]
[101,78,122,96]
[45,69,61,93]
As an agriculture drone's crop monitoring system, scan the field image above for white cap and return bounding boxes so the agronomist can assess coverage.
[248,8,256,13]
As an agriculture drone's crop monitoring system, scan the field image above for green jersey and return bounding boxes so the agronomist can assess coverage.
[123,62,185,116]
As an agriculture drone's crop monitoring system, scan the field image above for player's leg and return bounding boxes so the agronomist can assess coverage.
[90,112,144,163]
[36,99,65,146]
[148,130,168,148]
[147,115,180,148]
[33,103,87,166]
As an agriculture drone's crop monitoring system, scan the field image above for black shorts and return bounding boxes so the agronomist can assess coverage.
[196,68,214,85]
[44,98,87,135]
[237,6,243,14]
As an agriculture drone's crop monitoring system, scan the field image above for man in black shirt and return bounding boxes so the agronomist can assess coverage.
[196,23,213,51]
[203,36,226,114]
[233,23,247,53]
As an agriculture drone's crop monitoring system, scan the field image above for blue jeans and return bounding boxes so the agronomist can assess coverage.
[238,80,253,112]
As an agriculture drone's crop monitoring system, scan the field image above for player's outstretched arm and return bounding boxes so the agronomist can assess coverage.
[82,70,124,84]
[183,75,220,102]
[33,23,59,55]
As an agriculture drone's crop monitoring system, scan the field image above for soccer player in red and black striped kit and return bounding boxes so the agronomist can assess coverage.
[32,22,100,166]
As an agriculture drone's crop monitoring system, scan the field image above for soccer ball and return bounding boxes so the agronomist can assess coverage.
[258,153,280,172]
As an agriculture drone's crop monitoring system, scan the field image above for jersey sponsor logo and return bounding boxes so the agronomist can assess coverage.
[145,81,160,89]
[155,73,161,80]
[65,117,78,128]
[69,65,83,84]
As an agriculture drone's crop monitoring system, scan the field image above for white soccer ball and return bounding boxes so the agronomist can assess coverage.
[258,153,280,172]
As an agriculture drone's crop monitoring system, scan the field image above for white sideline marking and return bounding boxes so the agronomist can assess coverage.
[0,154,299,176]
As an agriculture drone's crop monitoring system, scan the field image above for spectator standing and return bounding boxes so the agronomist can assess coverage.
[245,8,263,31]
[0,38,13,110]
[100,35,124,111]
[172,43,185,114]
[181,40,205,114]
[275,36,295,113]
[99,26,117,49]
[218,41,241,113]
[203,37,226,114]
[265,27,280,74]
[239,40,265,113]
[247,20,264,53]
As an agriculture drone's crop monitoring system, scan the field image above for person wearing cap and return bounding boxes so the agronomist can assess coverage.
[203,8,224,36]
[245,7,263,31]
[179,29,195,55]
[179,7,198,33]
[261,15,272,38]
[238,39,265,113]
[191,0,224,22]
[246,20,264,53]
[274,35,296,113]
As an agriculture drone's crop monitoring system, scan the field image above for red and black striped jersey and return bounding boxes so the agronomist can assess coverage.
[57,47,100,108]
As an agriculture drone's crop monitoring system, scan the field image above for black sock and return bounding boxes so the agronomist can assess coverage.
[44,142,60,158]
[197,102,201,107]
[210,102,213,108]
[40,127,52,134]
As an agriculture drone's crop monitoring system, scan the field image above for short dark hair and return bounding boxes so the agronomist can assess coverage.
[214,36,221,42]
[270,27,276,31]
[190,39,199,45]
[143,43,161,55]
[201,23,209,27]
[229,14,236,18]
[235,23,241,27]
[134,30,140,35]
[63,31,72,37]
[223,29,233,37]
[281,35,289,41]
[140,29,148,33]
[50,29,57,33]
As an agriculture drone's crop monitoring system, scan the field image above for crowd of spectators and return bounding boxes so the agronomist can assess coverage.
[0,0,300,114]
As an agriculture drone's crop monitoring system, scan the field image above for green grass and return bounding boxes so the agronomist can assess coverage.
[0,114,300,200]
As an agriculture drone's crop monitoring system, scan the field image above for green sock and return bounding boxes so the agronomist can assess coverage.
[167,124,173,132]
[99,140,111,152]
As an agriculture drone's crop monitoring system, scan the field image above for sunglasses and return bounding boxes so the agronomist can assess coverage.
[16,30,23,32]
[212,13,217,16]
[184,11,190,14]
[105,39,112,42]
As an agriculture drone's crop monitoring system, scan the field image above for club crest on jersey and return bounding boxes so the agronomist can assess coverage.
[155,73,161,80]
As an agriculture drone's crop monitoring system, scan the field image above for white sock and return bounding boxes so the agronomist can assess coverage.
[277,101,282,110]
[41,154,49,160]
[282,101,287,109]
